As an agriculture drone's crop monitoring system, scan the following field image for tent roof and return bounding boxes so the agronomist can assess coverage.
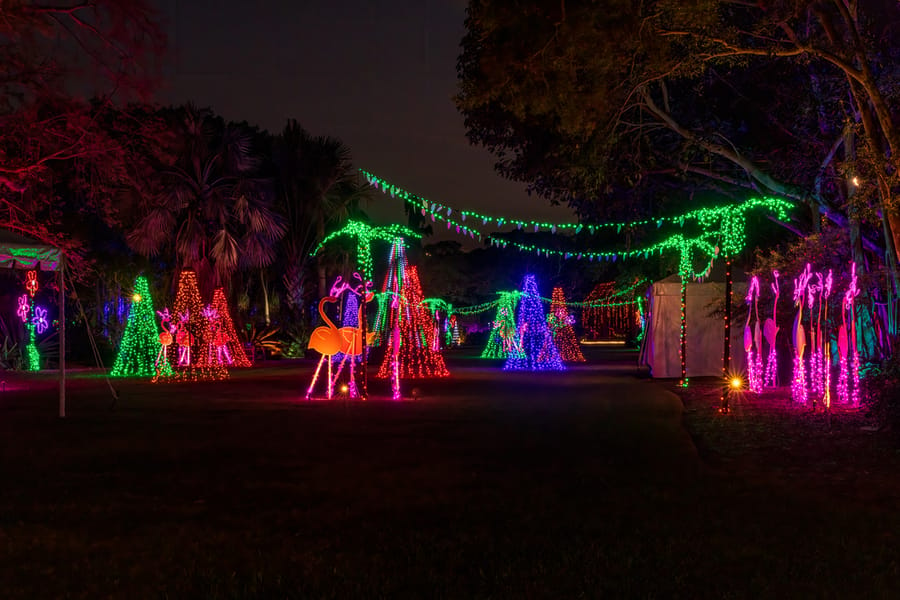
[0,229,61,271]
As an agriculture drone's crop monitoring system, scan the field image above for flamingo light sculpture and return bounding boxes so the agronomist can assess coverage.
[306,296,342,399]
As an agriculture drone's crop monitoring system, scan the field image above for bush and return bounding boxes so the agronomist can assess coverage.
[860,346,900,437]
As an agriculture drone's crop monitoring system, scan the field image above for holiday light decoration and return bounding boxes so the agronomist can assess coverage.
[25,270,38,296]
[210,287,250,367]
[744,276,763,393]
[838,262,860,404]
[331,290,359,364]
[791,264,812,404]
[32,306,49,335]
[372,239,409,398]
[306,294,343,399]
[111,276,173,378]
[16,294,29,322]
[763,271,780,388]
[332,285,376,399]
[376,265,450,380]
[170,269,204,370]
[155,308,176,375]
[362,169,793,241]
[821,270,834,408]
[20,271,41,371]
[548,287,585,362]
[448,314,460,346]
[582,281,643,340]
[481,291,523,359]
[504,275,565,371]
[311,220,420,284]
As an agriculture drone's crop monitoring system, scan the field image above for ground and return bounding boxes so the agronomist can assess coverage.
[1,348,899,599]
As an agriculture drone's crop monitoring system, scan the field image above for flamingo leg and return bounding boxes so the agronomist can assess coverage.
[306,355,327,399]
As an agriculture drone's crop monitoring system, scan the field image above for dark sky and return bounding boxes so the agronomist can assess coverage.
[153,0,575,242]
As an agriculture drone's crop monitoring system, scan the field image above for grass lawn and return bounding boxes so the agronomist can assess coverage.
[1,349,899,599]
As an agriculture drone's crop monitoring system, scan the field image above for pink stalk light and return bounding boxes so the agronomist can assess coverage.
[763,271,780,387]
[808,273,824,397]
[822,270,833,409]
[791,264,812,404]
[837,263,860,404]
[745,276,762,393]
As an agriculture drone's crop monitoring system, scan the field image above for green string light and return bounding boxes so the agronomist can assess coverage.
[362,168,792,241]
[110,276,173,378]
[312,220,421,284]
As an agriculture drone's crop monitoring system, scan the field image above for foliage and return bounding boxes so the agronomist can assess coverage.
[280,322,309,359]
[127,106,285,295]
[860,342,900,436]
[0,1,165,249]
[456,0,900,269]
[243,324,283,359]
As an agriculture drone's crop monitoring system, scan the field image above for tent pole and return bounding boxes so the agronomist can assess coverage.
[59,255,66,418]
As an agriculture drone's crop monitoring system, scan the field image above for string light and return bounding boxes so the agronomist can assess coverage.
[791,264,812,404]
[763,271,780,388]
[362,169,792,240]
[481,292,523,359]
[548,287,585,362]
[22,270,41,371]
[745,276,762,393]
[376,265,450,380]
[211,288,251,367]
[111,276,173,378]
[311,220,420,284]
[503,275,565,372]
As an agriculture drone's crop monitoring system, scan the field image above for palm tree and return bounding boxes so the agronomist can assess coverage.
[272,120,371,307]
[128,105,285,297]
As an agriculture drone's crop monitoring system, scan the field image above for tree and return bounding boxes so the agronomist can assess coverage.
[272,121,371,301]
[110,275,172,378]
[456,1,900,272]
[127,105,285,296]
[503,274,565,371]
[0,1,165,245]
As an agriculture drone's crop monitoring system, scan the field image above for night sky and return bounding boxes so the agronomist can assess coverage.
[153,0,576,242]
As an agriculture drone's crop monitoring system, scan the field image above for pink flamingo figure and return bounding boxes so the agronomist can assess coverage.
[763,271,780,387]
[306,296,342,399]
[175,311,192,367]
[155,308,176,371]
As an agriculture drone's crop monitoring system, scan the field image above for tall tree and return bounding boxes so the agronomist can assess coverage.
[272,120,371,302]
[127,105,285,296]
[0,1,165,245]
[456,1,900,269]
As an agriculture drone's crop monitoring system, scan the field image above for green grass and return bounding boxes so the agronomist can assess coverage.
[1,351,899,598]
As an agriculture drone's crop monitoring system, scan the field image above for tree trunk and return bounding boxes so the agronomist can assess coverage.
[260,270,270,326]
[317,212,327,298]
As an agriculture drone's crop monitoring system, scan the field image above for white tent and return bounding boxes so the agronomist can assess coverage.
[639,271,747,379]
[0,229,66,416]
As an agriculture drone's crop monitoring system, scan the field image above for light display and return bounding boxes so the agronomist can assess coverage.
[582,281,643,340]
[331,290,359,363]
[744,276,762,393]
[481,292,523,359]
[503,275,565,371]
[362,169,792,241]
[838,262,860,404]
[807,274,823,399]
[171,269,204,370]
[155,308,176,375]
[548,287,585,362]
[20,271,41,372]
[306,295,342,399]
[763,271,780,388]
[791,265,812,404]
[311,220,420,284]
[448,314,460,346]
[372,240,409,398]
[210,287,250,367]
[111,276,173,378]
[32,306,49,335]
[376,265,450,380]
[821,270,833,408]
